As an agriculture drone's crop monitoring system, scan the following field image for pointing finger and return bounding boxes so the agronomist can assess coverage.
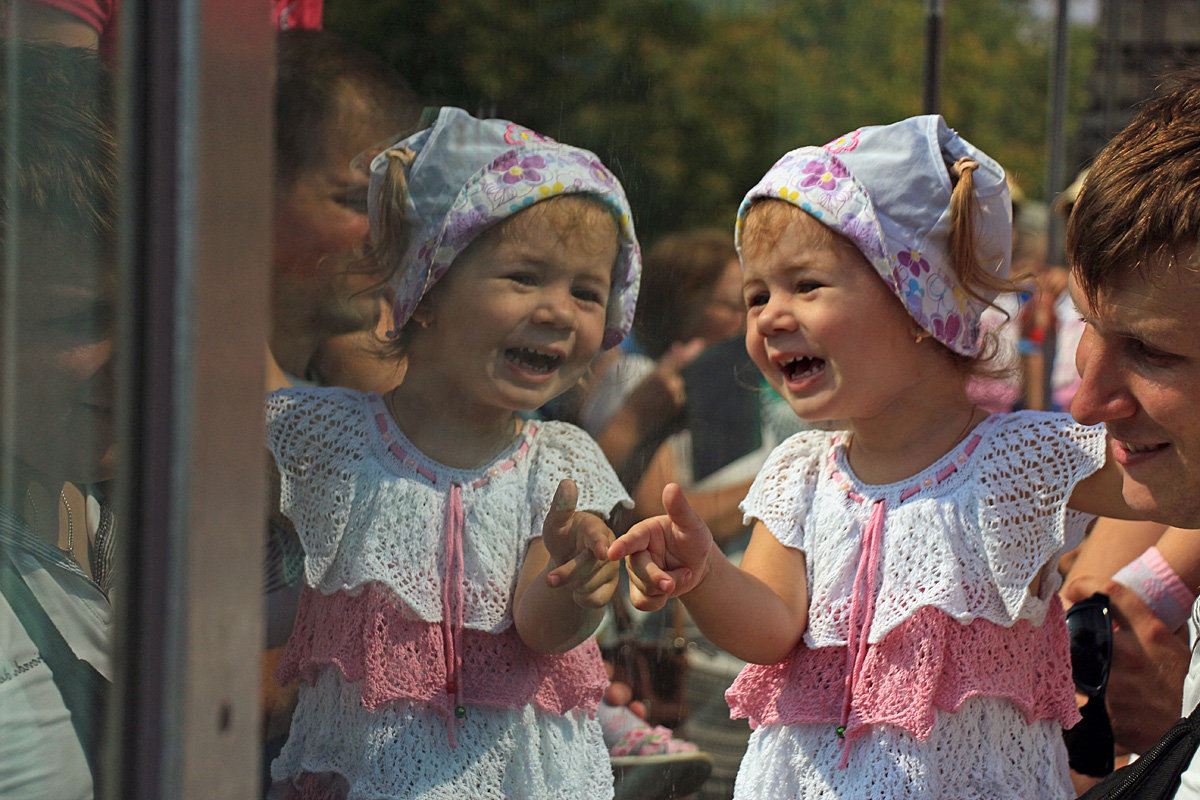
[542,479,579,539]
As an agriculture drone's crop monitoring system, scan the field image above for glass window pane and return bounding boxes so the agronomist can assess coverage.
[0,34,117,800]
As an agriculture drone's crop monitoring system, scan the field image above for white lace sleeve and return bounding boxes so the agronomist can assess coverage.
[264,387,370,585]
[529,422,632,536]
[974,411,1107,609]
[739,430,834,553]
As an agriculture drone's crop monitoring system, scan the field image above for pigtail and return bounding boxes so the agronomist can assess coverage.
[341,147,414,290]
[337,146,418,361]
[948,157,1014,313]
[370,146,417,283]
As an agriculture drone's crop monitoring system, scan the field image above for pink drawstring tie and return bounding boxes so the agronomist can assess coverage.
[838,498,886,769]
[441,482,466,747]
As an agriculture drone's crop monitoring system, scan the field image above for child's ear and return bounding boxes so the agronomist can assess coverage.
[410,303,435,330]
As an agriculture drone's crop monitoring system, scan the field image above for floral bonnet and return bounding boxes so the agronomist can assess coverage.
[367,107,642,350]
[734,115,1011,356]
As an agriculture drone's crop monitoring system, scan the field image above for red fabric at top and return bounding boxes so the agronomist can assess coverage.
[273,0,322,30]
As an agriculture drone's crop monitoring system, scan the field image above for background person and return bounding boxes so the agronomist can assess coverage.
[267,28,419,394]
[0,41,117,800]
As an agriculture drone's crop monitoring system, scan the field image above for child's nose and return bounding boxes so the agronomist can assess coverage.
[532,287,575,327]
[755,296,797,334]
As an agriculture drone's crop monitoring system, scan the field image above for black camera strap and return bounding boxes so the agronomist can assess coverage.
[1078,700,1200,799]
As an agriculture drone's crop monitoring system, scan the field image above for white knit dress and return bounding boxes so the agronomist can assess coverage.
[265,387,631,800]
[727,411,1106,800]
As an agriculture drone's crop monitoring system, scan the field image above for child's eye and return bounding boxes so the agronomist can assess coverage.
[505,272,539,287]
[794,280,822,294]
[745,290,769,308]
[572,287,606,305]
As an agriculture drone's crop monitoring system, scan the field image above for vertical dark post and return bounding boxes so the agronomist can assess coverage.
[1042,0,1071,409]
[923,0,944,114]
[1045,0,1071,268]
[108,0,273,797]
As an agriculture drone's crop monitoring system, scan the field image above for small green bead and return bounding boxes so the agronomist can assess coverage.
[835,726,846,739]
[455,706,467,718]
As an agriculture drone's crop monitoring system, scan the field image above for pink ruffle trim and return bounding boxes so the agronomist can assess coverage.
[278,585,607,716]
[726,599,1080,742]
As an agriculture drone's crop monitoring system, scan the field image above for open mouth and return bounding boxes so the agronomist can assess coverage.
[505,347,563,374]
[779,355,825,382]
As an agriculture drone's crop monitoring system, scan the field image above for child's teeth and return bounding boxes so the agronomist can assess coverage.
[509,348,559,372]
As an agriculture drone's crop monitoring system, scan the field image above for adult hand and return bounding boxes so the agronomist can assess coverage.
[628,337,708,422]
[1063,576,1191,754]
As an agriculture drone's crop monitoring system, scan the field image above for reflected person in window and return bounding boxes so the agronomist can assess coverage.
[263,26,422,749]
[264,108,640,800]
[268,29,419,394]
[0,42,116,800]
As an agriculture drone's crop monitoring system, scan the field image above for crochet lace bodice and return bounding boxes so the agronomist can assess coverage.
[265,387,631,632]
[742,411,1106,645]
[265,387,631,800]
[725,411,1106,800]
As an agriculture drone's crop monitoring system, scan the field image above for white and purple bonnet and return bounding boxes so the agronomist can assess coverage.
[367,106,642,350]
[734,115,1011,357]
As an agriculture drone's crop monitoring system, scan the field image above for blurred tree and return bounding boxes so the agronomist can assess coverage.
[325,0,1093,244]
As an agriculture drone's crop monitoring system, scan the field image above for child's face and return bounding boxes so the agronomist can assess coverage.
[410,197,617,417]
[741,207,926,423]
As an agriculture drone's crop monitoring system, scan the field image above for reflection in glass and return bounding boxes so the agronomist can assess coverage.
[0,41,116,800]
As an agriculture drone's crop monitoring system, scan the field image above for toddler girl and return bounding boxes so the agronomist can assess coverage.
[610,116,1134,799]
[266,107,640,800]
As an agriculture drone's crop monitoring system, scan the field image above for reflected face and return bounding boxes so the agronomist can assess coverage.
[408,200,617,420]
[742,210,921,423]
[1071,257,1200,526]
[271,91,394,376]
[3,232,116,484]
[693,257,746,344]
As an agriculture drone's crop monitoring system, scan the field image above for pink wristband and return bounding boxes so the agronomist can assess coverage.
[1112,546,1197,632]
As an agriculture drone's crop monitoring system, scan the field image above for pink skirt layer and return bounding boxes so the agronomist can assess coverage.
[279,585,607,716]
[726,599,1080,742]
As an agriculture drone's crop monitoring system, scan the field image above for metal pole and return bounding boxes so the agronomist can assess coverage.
[1042,0,1070,410]
[1045,0,1070,267]
[923,0,944,114]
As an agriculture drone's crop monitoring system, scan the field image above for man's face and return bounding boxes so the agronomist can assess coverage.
[2,231,116,484]
[270,92,395,378]
[1071,251,1200,527]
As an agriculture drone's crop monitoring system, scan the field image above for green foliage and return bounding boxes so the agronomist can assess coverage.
[326,0,1094,244]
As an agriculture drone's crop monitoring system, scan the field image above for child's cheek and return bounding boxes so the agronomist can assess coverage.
[745,328,774,381]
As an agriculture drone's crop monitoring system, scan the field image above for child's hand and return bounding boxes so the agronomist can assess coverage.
[608,483,714,612]
[542,479,619,609]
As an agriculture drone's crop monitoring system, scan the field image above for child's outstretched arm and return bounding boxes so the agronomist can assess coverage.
[514,479,620,655]
[610,483,809,665]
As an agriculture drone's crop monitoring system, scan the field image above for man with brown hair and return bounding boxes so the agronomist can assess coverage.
[1067,68,1200,796]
